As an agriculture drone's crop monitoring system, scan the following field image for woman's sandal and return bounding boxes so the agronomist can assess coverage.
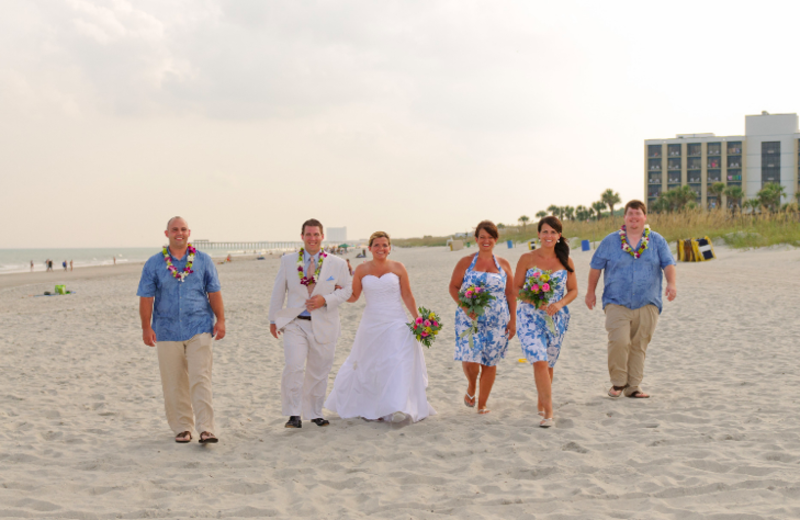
[175,431,192,443]
[539,417,554,428]
[464,393,476,408]
[478,407,491,415]
[199,431,218,444]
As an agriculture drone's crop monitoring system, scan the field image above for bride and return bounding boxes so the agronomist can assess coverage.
[324,231,436,423]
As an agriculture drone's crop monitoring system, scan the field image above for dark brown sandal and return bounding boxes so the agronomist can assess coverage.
[175,431,192,443]
[199,431,218,444]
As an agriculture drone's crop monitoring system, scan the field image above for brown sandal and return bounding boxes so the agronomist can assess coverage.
[199,431,218,444]
[175,431,192,443]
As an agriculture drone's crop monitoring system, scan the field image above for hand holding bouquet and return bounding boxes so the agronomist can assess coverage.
[407,307,442,348]
[518,268,557,335]
[458,283,496,348]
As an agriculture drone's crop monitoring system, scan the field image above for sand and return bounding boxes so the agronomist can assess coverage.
[2,244,800,519]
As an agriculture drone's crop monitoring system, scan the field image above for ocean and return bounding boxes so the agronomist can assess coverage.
[0,248,162,274]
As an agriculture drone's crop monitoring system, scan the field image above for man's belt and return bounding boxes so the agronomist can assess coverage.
[297,315,311,321]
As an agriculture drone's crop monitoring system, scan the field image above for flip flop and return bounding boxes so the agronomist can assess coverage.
[175,431,192,443]
[478,408,491,415]
[464,392,476,408]
[607,385,628,398]
[199,432,218,444]
[539,417,554,428]
[627,390,650,399]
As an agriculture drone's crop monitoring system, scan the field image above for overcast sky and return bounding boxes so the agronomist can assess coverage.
[2,0,799,248]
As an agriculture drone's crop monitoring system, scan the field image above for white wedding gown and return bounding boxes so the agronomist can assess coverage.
[324,273,436,422]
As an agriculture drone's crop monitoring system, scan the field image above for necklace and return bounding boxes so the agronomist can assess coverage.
[297,249,327,286]
[619,225,650,259]
[163,244,196,282]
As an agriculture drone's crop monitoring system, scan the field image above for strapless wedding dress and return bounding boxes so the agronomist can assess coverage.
[324,273,436,422]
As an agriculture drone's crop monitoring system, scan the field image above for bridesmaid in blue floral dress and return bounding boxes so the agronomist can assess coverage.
[449,221,516,415]
[514,216,578,428]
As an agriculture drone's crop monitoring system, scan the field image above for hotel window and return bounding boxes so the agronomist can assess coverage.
[727,169,742,182]
[762,142,780,184]
[687,143,701,156]
[648,144,661,158]
[648,158,662,170]
[707,157,722,169]
[687,157,701,170]
[727,141,742,155]
[668,158,681,170]
[707,142,721,156]
[648,185,662,198]
[668,144,681,157]
[667,173,681,184]
[648,172,662,184]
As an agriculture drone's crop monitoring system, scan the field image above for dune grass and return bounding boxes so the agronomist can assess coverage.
[394,210,800,249]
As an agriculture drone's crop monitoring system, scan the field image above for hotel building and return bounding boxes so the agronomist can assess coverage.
[644,112,800,208]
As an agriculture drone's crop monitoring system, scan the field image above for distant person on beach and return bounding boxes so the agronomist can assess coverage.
[113,256,116,266]
[62,260,67,271]
[30,260,33,272]
[46,259,52,272]
[137,216,226,444]
[269,219,352,429]
[346,258,354,275]
[449,220,516,415]
[585,200,677,399]
[514,216,577,428]
[69,260,73,271]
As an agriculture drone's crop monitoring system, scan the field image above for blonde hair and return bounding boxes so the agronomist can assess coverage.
[369,231,391,246]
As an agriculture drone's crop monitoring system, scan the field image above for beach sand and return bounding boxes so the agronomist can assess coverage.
[2,245,800,519]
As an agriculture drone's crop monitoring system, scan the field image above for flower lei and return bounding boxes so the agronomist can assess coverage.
[619,225,650,259]
[163,244,196,282]
[297,249,327,286]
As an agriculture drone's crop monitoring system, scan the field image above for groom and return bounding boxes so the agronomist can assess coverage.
[269,219,352,428]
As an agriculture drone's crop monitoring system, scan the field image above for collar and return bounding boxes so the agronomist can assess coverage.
[304,250,321,263]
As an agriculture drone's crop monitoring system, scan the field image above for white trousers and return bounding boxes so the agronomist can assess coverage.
[281,319,336,419]
[156,332,215,435]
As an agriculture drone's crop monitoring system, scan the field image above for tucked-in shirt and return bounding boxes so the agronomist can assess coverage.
[298,250,321,318]
[136,249,221,342]
[590,229,676,313]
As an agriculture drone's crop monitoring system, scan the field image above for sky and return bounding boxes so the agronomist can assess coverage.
[2,0,799,248]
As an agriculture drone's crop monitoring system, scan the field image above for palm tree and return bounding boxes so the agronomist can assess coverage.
[592,200,607,219]
[575,205,590,221]
[535,210,547,219]
[518,215,530,230]
[724,185,744,212]
[564,205,575,221]
[546,205,559,216]
[744,198,761,215]
[708,182,726,209]
[601,189,622,216]
[757,182,785,212]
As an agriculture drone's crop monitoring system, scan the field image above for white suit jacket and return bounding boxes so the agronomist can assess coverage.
[268,252,353,344]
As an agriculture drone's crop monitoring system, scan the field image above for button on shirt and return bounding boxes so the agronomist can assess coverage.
[136,249,221,342]
[298,250,322,318]
[590,229,676,313]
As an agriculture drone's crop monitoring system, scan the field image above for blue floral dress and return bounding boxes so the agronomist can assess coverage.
[517,268,570,368]
[454,254,510,366]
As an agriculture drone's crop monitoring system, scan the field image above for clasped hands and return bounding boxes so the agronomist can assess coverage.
[305,285,342,311]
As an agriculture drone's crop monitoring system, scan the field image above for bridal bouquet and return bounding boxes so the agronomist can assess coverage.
[458,283,496,348]
[407,307,442,348]
[518,268,557,335]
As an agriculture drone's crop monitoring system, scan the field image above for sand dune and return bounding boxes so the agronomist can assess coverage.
[2,244,800,519]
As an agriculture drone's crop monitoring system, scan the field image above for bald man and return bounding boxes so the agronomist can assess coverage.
[137,216,226,444]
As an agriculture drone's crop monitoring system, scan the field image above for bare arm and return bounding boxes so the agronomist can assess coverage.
[513,254,530,295]
[500,257,516,340]
[664,264,677,301]
[139,297,156,347]
[347,264,365,302]
[207,291,226,340]
[546,259,578,316]
[396,263,419,319]
[448,256,473,311]
[585,268,601,310]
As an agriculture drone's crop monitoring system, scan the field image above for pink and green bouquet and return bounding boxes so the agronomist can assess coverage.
[458,282,496,348]
[407,307,443,348]
[518,268,557,334]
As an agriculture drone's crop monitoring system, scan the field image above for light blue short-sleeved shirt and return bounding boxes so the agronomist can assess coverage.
[136,249,221,342]
[590,229,676,313]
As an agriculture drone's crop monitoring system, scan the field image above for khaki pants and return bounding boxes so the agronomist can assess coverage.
[605,304,659,396]
[282,319,336,419]
[156,332,215,435]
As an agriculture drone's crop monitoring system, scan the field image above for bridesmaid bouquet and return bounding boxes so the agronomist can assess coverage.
[458,283,496,348]
[407,307,443,348]
[518,268,557,335]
